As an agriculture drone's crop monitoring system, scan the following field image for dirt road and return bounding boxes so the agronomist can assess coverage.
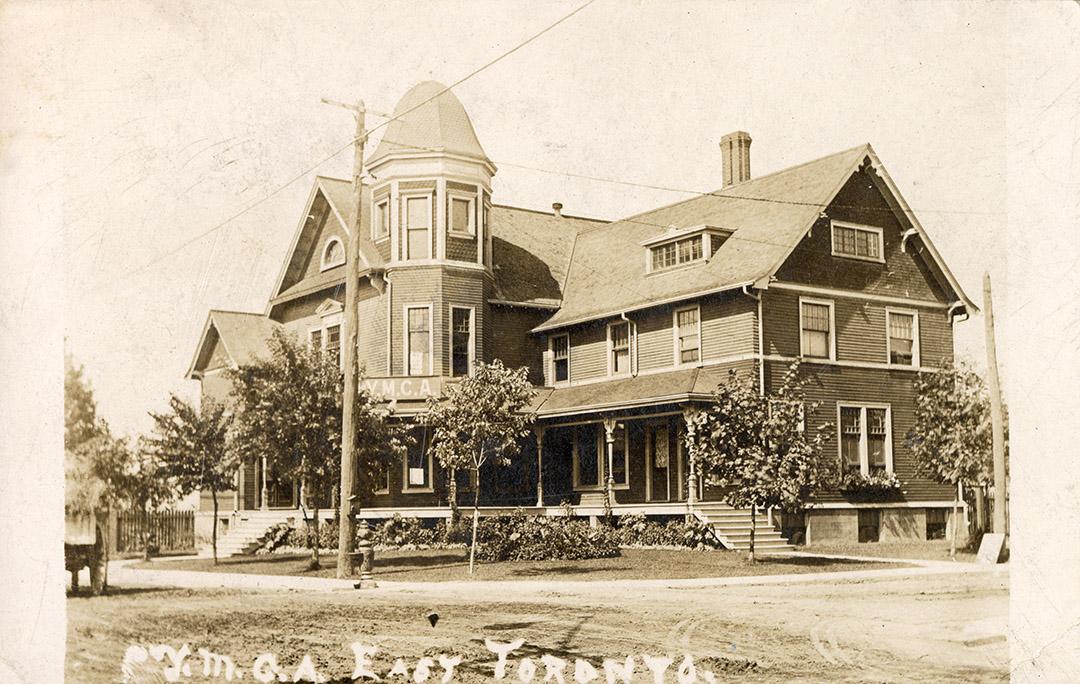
[67,567,1007,683]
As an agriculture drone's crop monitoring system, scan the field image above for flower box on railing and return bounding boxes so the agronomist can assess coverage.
[839,472,904,502]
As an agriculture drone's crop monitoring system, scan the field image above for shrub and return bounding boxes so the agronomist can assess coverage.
[613,514,721,550]
[254,522,294,554]
[473,509,620,562]
[681,516,721,551]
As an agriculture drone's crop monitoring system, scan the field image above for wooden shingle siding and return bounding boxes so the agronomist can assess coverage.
[205,335,230,372]
[774,168,950,303]
[299,207,345,282]
[489,305,548,384]
[446,236,477,262]
[700,292,756,360]
[764,362,954,502]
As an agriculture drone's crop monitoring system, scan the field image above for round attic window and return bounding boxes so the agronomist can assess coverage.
[321,237,345,270]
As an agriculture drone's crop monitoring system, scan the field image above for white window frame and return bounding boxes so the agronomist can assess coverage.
[403,304,434,377]
[308,308,344,369]
[447,191,476,237]
[372,198,390,242]
[830,220,885,264]
[571,423,630,491]
[402,428,434,493]
[606,320,632,377]
[320,236,346,271]
[836,403,894,476]
[549,333,570,386]
[799,297,836,362]
[885,307,920,368]
[450,305,475,377]
[672,304,703,367]
[402,192,434,260]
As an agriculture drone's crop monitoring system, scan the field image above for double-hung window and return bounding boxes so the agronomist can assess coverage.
[800,298,834,360]
[608,322,631,375]
[451,307,473,377]
[325,324,341,367]
[674,306,701,365]
[550,334,569,384]
[887,309,919,367]
[449,194,475,236]
[838,404,892,475]
[831,221,884,262]
[404,195,431,260]
[373,199,390,241]
[406,306,432,376]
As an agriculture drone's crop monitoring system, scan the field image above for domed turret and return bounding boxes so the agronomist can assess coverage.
[369,81,491,167]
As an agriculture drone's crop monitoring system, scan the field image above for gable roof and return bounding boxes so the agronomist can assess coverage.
[186,310,282,379]
[489,205,605,305]
[534,144,974,332]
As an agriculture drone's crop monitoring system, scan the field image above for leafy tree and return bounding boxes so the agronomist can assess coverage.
[148,395,236,564]
[65,353,99,450]
[227,328,404,571]
[906,361,1005,556]
[684,362,831,563]
[423,360,536,574]
[130,439,176,560]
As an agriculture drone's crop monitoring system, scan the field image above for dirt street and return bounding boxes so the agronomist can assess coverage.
[67,568,1007,683]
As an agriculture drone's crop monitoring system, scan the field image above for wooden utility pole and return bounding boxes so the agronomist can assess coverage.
[982,272,1008,535]
[325,97,367,578]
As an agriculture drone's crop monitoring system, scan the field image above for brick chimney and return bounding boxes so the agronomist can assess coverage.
[720,131,752,187]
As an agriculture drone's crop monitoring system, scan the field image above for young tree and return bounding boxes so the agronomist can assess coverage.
[228,329,403,571]
[424,360,536,574]
[148,395,236,564]
[130,439,176,560]
[684,362,831,563]
[906,361,1004,557]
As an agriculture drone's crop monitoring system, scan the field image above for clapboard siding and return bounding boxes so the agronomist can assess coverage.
[389,268,442,376]
[439,270,486,372]
[635,308,674,372]
[774,167,951,303]
[764,362,954,502]
[357,286,387,376]
[489,305,548,385]
[568,321,608,381]
[700,292,756,360]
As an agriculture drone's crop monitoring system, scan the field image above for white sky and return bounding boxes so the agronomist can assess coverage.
[12,0,1042,438]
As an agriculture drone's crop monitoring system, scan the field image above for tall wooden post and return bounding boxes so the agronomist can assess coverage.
[534,426,545,508]
[336,99,367,578]
[983,272,1008,535]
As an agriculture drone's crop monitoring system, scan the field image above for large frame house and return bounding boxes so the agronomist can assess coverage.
[188,81,975,554]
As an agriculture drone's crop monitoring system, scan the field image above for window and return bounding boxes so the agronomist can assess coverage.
[831,221,884,262]
[838,404,893,475]
[550,334,569,384]
[449,195,475,236]
[321,237,345,270]
[309,329,322,350]
[373,199,390,241]
[674,306,701,365]
[608,322,631,376]
[404,195,431,260]
[451,307,473,377]
[325,324,341,367]
[887,309,919,366]
[406,306,432,376]
[926,508,946,540]
[573,424,600,489]
[403,428,431,490]
[650,235,704,271]
[858,509,880,543]
[800,298,834,360]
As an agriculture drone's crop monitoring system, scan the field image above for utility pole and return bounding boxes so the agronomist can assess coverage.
[982,272,1008,536]
[324,97,366,578]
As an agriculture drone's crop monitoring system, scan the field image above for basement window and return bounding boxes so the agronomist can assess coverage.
[926,508,946,540]
[858,509,880,543]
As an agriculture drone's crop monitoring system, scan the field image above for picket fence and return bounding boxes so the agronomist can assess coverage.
[115,510,195,554]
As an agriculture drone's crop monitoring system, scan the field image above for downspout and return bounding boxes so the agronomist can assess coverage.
[742,285,765,396]
[620,312,638,377]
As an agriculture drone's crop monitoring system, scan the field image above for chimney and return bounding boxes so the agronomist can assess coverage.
[720,131,752,187]
[552,202,563,218]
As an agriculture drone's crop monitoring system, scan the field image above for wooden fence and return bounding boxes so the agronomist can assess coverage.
[116,510,195,554]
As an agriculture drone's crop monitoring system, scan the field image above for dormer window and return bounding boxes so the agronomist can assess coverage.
[320,237,345,270]
[643,225,729,273]
[831,220,884,262]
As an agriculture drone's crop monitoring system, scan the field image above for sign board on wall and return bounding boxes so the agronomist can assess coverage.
[361,376,457,402]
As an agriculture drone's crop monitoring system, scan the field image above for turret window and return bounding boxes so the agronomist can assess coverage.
[373,199,390,241]
[405,305,432,376]
[449,194,475,237]
[451,306,474,377]
[404,195,432,260]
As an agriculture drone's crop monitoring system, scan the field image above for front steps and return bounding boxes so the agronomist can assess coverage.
[694,502,794,553]
[200,510,296,558]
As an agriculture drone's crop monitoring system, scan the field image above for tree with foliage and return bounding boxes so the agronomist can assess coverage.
[684,362,831,563]
[129,439,176,560]
[424,360,536,574]
[148,395,236,564]
[228,328,404,570]
[906,361,1005,557]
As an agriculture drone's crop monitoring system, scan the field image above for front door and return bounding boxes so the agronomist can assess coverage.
[265,459,296,509]
[646,423,671,502]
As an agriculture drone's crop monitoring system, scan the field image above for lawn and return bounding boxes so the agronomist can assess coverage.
[133,547,903,581]
[802,539,978,562]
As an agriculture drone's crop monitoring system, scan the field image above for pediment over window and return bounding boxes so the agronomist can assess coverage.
[315,298,343,317]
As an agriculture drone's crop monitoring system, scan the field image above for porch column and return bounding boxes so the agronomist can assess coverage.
[260,454,269,511]
[682,408,699,514]
[602,418,617,519]
[534,426,545,508]
[233,464,241,511]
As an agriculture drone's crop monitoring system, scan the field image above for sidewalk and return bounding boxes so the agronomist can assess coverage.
[104,552,1007,595]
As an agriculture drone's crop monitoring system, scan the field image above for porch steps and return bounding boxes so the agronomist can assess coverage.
[199,510,297,558]
[694,502,794,553]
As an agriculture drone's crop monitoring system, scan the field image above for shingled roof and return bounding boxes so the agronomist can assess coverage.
[533,145,872,332]
[369,81,491,167]
[186,310,283,378]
